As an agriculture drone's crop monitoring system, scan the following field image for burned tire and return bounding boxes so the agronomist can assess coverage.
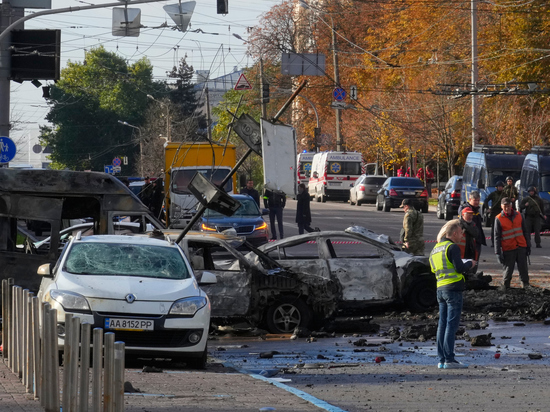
[383,199,391,212]
[405,278,437,312]
[266,296,312,334]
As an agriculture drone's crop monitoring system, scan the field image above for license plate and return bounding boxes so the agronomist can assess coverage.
[104,318,154,331]
[329,181,341,185]
[403,191,415,195]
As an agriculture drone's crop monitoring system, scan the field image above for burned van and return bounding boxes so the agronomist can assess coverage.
[0,169,164,294]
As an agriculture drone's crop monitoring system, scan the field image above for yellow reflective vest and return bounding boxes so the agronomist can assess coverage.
[429,240,464,288]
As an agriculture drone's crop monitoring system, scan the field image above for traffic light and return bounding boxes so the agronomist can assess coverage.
[217,0,228,14]
[262,83,270,103]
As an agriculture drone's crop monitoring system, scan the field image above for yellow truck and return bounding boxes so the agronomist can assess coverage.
[165,141,237,228]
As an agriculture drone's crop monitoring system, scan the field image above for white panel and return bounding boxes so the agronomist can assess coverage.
[261,120,297,196]
[112,8,141,37]
[163,1,196,32]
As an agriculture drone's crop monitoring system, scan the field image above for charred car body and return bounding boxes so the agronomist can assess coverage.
[0,169,164,294]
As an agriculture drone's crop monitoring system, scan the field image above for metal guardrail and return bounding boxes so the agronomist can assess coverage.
[2,279,125,411]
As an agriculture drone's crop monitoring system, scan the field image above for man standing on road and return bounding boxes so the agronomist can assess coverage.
[240,180,260,206]
[459,190,486,261]
[140,176,154,209]
[519,186,545,249]
[296,183,317,234]
[503,176,519,206]
[264,188,286,240]
[494,197,531,291]
[486,181,505,246]
[430,220,476,369]
[458,207,478,262]
[400,199,424,256]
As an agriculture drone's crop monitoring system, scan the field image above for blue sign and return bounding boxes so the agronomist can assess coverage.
[104,165,114,174]
[0,136,16,163]
[333,87,346,101]
[113,157,122,166]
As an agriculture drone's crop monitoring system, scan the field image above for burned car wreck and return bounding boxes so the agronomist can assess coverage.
[175,232,341,334]
[258,226,438,314]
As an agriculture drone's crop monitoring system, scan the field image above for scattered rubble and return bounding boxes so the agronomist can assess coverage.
[470,333,493,346]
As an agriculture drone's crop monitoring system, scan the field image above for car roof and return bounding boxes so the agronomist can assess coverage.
[73,234,175,247]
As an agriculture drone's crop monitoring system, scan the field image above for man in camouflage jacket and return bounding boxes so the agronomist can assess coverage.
[400,198,425,256]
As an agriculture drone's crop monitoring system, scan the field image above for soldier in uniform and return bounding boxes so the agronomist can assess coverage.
[400,198,424,256]
[519,186,545,248]
[502,176,518,206]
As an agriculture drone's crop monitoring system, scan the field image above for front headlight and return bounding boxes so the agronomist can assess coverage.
[201,223,217,232]
[169,297,207,316]
[254,221,268,231]
[49,290,91,311]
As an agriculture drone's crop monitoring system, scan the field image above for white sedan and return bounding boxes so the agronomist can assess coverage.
[37,233,216,368]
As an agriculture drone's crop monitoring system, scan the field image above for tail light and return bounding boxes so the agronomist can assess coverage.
[450,190,461,198]
[389,189,398,196]
[420,189,429,197]
[358,185,365,192]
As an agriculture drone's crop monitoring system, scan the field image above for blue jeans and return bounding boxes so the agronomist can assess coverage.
[437,289,463,364]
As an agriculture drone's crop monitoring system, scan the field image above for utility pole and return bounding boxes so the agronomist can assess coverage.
[260,58,267,119]
[471,0,479,149]
[205,86,212,141]
[331,17,343,152]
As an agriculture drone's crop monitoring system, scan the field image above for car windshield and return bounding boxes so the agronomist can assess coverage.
[204,198,260,218]
[488,171,521,186]
[172,169,232,194]
[540,174,550,192]
[64,243,190,279]
[327,161,362,175]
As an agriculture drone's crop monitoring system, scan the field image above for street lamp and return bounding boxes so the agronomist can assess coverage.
[146,94,171,142]
[118,120,144,177]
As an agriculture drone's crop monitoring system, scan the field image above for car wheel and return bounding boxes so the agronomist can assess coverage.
[405,278,437,312]
[184,347,208,370]
[356,199,361,206]
[422,203,429,213]
[349,194,355,206]
[321,193,326,203]
[444,205,452,220]
[315,191,321,202]
[383,199,391,212]
[266,296,312,334]
[376,198,383,211]
[436,201,444,219]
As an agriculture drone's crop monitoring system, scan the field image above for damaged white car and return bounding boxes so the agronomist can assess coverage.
[258,226,437,315]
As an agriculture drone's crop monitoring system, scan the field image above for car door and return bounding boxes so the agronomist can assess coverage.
[262,237,331,281]
[321,235,397,303]
[184,239,252,317]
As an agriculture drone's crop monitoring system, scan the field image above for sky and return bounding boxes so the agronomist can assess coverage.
[9,0,279,160]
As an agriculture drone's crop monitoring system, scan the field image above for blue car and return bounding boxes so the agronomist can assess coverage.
[199,194,270,247]
[376,177,429,213]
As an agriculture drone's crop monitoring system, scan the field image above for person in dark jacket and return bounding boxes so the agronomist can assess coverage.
[519,186,545,248]
[458,190,486,260]
[458,207,478,261]
[296,183,316,234]
[240,180,260,206]
[150,177,165,221]
[264,188,286,240]
[486,181,505,246]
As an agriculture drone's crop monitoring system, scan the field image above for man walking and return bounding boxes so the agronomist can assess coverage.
[240,180,260,206]
[400,199,424,256]
[494,197,531,291]
[458,190,486,260]
[296,183,316,234]
[486,181,505,246]
[264,188,286,240]
[503,176,518,206]
[519,186,545,248]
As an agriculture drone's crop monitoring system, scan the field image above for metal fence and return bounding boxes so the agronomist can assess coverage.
[2,279,126,411]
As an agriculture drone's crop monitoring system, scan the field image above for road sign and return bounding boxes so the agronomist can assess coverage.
[350,85,357,100]
[113,157,122,166]
[333,87,346,101]
[234,73,252,90]
[0,136,16,163]
[104,165,114,174]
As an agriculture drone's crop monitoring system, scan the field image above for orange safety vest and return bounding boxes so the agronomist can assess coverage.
[496,211,527,251]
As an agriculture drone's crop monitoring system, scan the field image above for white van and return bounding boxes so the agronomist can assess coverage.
[308,151,364,202]
[297,151,315,186]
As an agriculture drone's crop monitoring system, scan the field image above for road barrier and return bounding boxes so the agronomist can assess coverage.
[2,278,126,411]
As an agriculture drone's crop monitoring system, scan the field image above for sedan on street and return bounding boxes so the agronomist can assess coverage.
[37,233,216,368]
[349,175,388,206]
[376,177,429,213]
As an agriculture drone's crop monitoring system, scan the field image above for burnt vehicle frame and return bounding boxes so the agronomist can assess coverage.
[258,227,437,314]
[175,233,340,334]
[0,169,164,294]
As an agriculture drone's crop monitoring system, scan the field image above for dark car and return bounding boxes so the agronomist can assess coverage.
[437,175,463,220]
[199,194,269,247]
[376,177,429,213]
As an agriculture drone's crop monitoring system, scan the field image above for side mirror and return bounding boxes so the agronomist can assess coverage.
[261,208,269,216]
[313,172,318,178]
[37,263,51,277]
[197,270,217,286]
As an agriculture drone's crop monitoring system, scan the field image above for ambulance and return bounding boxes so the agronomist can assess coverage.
[308,151,364,202]
[297,151,315,186]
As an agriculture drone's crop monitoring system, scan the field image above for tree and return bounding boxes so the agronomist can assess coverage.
[39,46,161,172]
